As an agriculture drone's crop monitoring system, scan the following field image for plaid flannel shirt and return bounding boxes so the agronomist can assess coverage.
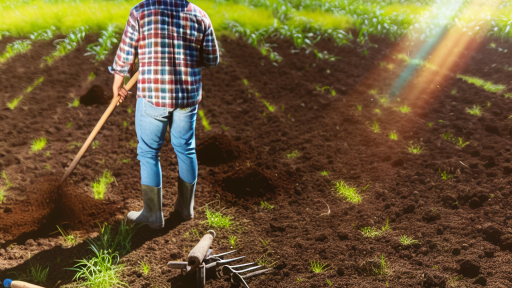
[111,0,219,108]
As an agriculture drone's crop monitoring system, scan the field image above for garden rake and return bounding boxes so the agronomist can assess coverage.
[59,71,139,184]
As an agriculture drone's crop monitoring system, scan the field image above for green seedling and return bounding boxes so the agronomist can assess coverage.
[260,238,269,246]
[456,137,470,148]
[2,171,12,189]
[0,40,32,63]
[374,109,381,115]
[457,75,505,93]
[91,170,114,200]
[442,132,452,140]
[505,93,512,98]
[85,25,118,61]
[261,99,275,112]
[92,141,99,149]
[356,104,362,111]
[369,89,378,95]
[361,227,382,238]
[395,105,411,113]
[286,150,299,159]
[321,170,329,176]
[68,142,82,149]
[260,201,274,210]
[140,260,150,276]
[185,228,200,239]
[257,253,277,268]
[389,131,398,140]
[57,225,77,246]
[67,122,72,128]
[371,121,380,133]
[399,235,419,245]
[438,120,448,124]
[297,278,302,282]
[28,263,49,285]
[451,89,457,94]
[433,265,438,270]
[221,125,228,131]
[334,180,361,203]
[447,275,464,287]
[45,151,51,157]
[327,279,333,286]
[26,77,44,93]
[68,98,80,107]
[7,96,23,109]
[439,170,453,180]
[407,143,424,154]
[72,244,126,287]
[128,140,138,149]
[490,43,496,48]
[381,219,391,232]
[45,27,87,65]
[31,137,47,152]
[29,28,55,41]
[120,156,131,163]
[127,106,133,114]
[203,208,232,228]
[310,260,329,273]
[428,122,433,127]
[466,105,482,116]
[243,79,248,86]
[362,185,371,191]
[229,236,237,249]
[123,121,128,128]
[44,164,50,170]
[198,110,211,131]
[372,254,390,276]
[88,72,96,81]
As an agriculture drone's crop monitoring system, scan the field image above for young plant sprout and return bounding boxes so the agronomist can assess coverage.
[399,235,419,245]
[91,170,114,200]
[261,99,275,112]
[140,260,150,275]
[260,201,274,210]
[7,96,23,110]
[442,132,452,140]
[428,122,433,127]
[361,227,382,238]
[439,170,453,180]
[203,208,232,228]
[45,27,87,65]
[395,105,411,113]
[229,236,237,249]
[371,121,380,133]
[326,278,333,286]
[0,40,32,63]
[466,105,482,116]
[356,104,362,111]
[127,106,133,114]
[286,150,299,159]
[85,24,118,61]
[407,143,424,154]
[373,254,390,276]
[31,137,47,152]
[333,180,361,203]
[310,260,329,273]
[457,75,505,93]
[321,170,329,176]
[456,137,470,148]
[92,141,99,149]
[260,238,269,246]
[57,225,77,246]
[88,72,96,82]
[388,131,398,140]
[198,110,211,131]
[28,264,49,285]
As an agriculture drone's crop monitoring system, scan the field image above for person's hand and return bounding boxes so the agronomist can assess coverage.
[112,73,130,106]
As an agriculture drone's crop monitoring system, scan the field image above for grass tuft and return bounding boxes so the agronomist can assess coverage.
[361,227,382,238]
[7,95,23,109]
[439,170,453,180]
[140,260,150,276]
[457,75,505,93]
[31,137,47,152]
[57,225,77,246]
[28,263,49,285]
[407,143,424,154]
[310,260,329,273]
[260,201,274,210]
[466,105,482,116]
[395,105,411,113]
[388,131,398,140]
[321,170,329,176]
[286,150,300,159]
[91,170,114,200]
[198,109,211,131]
[399,235,419,245]
[229,236,237,249]
[203,208,232,229]
[333,180,361,203]
[261,99,275,112]
[456,137,470,148]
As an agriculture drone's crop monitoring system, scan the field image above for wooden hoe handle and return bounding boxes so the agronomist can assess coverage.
[188,230,216,270]
[60,71,140,184]
[4,279,45,288]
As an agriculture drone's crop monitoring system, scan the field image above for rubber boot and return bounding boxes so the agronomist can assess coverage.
[127,185,164,229]
[174,176,196,221]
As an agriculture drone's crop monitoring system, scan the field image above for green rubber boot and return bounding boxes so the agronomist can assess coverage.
[127,184,164,229]
[174,176,196,221]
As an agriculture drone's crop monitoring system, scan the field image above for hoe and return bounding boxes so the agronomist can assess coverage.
[2,71,139,288]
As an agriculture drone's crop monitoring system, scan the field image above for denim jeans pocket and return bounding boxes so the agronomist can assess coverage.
[143,99,170,119]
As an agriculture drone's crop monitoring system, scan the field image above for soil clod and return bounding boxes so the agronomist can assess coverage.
[80,85,111,106]
[196,133,241,167]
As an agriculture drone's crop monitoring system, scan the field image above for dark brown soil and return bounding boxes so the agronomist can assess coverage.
[1,31,512,288]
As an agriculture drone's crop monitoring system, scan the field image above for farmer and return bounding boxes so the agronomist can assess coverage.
[110,0,219,229]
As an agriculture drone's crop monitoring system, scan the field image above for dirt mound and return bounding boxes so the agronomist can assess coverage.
[196,133,241,167]
[0,176,118,245]
[220,167,277,198]
[80,85,110,106]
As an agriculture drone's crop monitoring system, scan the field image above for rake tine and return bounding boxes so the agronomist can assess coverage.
[222,263,255,275]
[232,272,251,288]
[212,250,237,258]
[234,265,263,274]
[228,262,256,269]
[217,256,246,265]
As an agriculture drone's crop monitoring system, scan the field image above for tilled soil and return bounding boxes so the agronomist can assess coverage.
[0,31,512,288]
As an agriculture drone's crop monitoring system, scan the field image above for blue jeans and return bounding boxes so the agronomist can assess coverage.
[135,98,198,187]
